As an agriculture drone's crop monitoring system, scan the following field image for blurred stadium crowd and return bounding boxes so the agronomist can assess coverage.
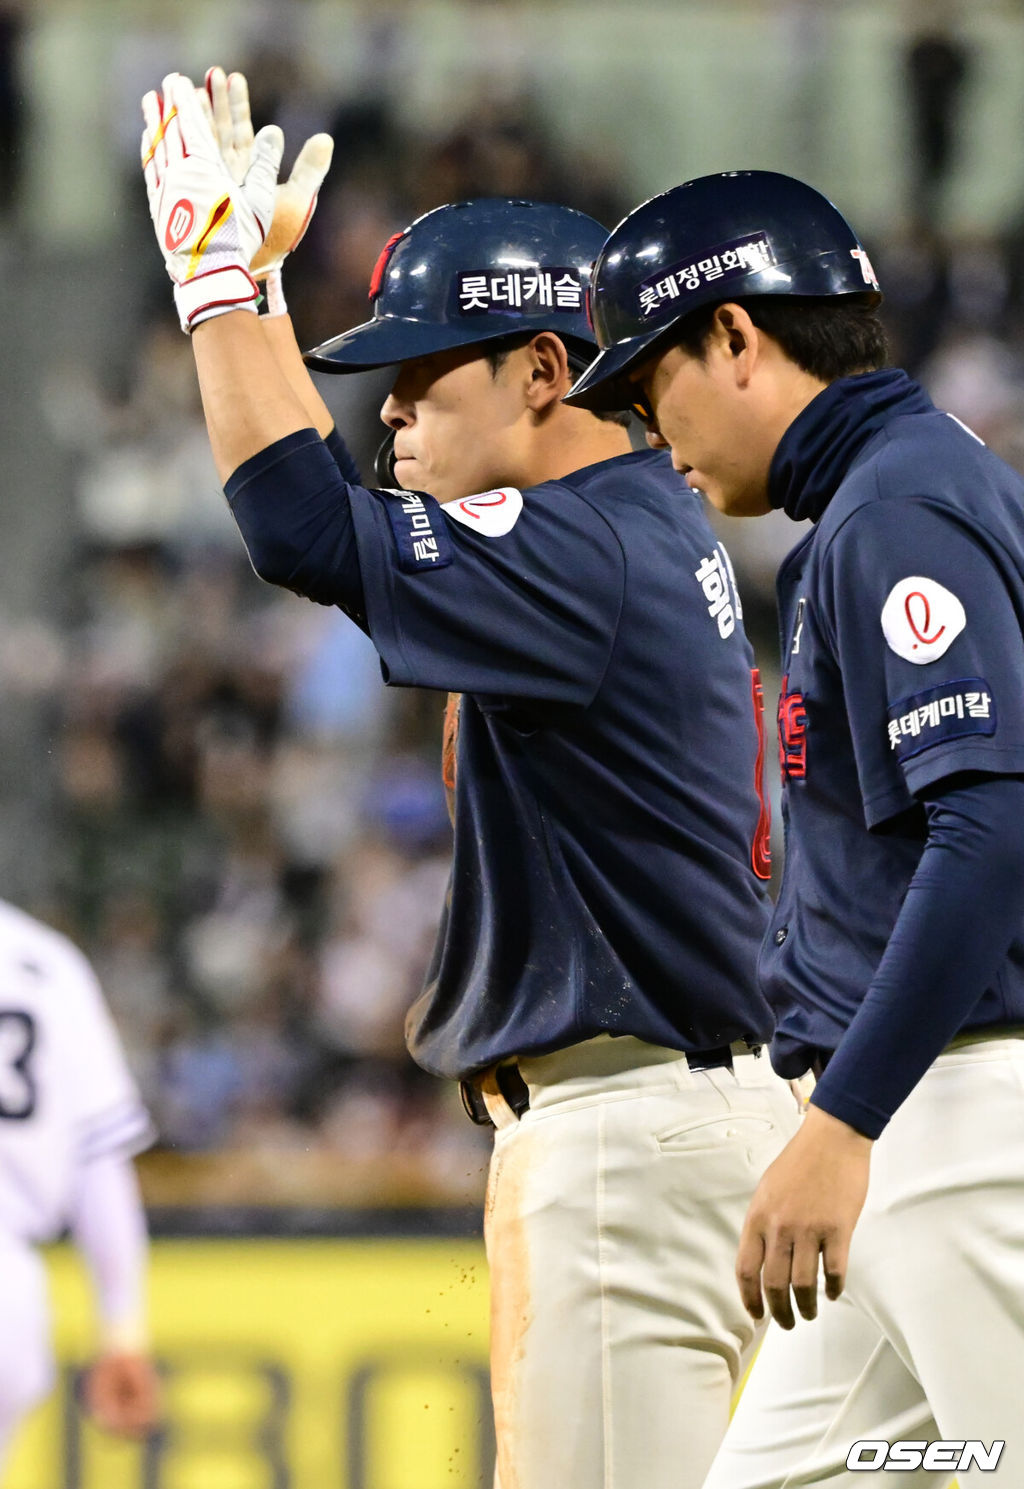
[3,3,1024,1209]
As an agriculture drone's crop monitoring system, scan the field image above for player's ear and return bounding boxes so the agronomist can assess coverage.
[524,333,570,413]
[709,304,759,385]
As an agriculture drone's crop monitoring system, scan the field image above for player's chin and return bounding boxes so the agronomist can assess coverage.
[702,487,738,515]
[393,457,426,492]
[715,481,774,517]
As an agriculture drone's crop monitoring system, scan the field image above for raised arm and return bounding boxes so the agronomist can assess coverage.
[262,313,336,440]
[198,67,337,440]
[141,71,334,480]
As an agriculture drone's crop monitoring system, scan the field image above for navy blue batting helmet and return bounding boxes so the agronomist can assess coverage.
[304,198,607,373]
[564,170,881,412]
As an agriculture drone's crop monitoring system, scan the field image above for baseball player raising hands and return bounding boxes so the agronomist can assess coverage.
[139,70,801,1489]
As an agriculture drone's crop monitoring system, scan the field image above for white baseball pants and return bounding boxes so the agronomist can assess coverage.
[703,1033,1024,1488]
[0,1237,54,1470]
[482,1034,801,1489]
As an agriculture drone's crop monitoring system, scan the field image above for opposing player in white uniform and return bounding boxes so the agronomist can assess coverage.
[0,899,160,1467]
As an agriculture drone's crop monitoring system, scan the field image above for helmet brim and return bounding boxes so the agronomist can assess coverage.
[304,314,574,373]
[562,331,664,412]
[303,315,467,372]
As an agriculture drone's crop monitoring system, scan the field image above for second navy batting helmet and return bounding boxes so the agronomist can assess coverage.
[564,170,881,412]
[304,198,607,373]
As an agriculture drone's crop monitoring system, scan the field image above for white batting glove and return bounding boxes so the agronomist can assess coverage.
[254,130,334,281]
[198,66,334,317]
[196,66,253,186]
[140,71,283,333]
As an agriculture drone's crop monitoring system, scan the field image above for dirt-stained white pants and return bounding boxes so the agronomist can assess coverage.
[704,1033,1024,1488]
[482,1034,801,1489]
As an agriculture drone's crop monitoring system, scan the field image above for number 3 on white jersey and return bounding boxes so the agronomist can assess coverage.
[0,1010,37,1119]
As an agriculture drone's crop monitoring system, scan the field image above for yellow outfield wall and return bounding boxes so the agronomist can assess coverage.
[3,1238,494,1489]
[2,1239,965,1489]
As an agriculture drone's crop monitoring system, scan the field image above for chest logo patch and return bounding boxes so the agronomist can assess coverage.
[445,487,523,537]
[881,576,965,665]
[777,674,807,781]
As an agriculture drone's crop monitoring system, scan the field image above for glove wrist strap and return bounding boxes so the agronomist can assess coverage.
[174,264,259,333]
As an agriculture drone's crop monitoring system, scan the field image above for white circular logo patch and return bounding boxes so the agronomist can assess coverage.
[881,576,966,665]
[444,487,523,537]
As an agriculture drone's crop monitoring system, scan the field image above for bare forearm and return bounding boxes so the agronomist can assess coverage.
[191,311,314,480]
[262,313,335,439]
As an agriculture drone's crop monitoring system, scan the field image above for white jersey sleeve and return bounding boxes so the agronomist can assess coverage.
[59,947,154,1165]
[0,901,154,1242]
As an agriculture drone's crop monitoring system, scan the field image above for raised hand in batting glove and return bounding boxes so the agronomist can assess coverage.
[140,71,283,333]
[199,66,333,317]
[196,66,253,187]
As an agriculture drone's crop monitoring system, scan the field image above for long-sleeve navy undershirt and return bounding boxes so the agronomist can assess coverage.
[812,772,1024,1138]
[224,427,368,625]
[323,425,362,486]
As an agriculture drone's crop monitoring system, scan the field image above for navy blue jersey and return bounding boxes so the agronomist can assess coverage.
[227,438,775,1079]
[762,371,1024,1089]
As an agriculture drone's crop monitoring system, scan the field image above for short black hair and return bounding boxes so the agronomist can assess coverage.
[672,294,889,383]
[486,333,632,428]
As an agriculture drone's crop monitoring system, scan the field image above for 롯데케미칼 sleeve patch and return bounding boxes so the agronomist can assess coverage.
[886,678,995,761]
[881,575,966,664]
[378,488,454,573]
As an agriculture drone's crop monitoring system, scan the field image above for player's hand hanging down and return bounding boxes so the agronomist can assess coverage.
[83,1350,162,1439]
[197,66,334,318]
[140,71,282,332]
[735,1103,873,1329]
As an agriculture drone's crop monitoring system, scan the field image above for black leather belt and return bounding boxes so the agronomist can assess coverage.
[686,1044,736,1073]
[460,1044,756,1128]
[460,1064,531,1127]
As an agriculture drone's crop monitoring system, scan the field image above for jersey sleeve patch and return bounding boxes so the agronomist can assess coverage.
[444,487,524,536]
[378,488,454,572]
[886,678,995,760]
[881,576,966,664]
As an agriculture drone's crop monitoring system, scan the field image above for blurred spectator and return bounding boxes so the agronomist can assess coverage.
[0,3,25,215]
[903,16,972,230]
